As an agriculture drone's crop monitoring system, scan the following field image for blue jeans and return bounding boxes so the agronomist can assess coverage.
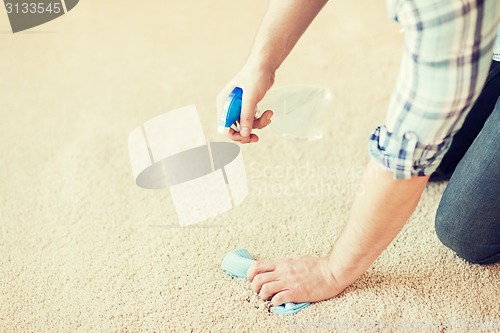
[431,60,500,180]
[435,94,500,264]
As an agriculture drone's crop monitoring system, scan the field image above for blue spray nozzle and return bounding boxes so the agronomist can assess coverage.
[218,87,243,134]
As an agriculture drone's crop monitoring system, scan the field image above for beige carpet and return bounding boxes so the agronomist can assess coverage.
[1,0,498,332]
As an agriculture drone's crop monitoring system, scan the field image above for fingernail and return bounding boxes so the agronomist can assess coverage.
[241,127,250,137]
[266,114,272,120]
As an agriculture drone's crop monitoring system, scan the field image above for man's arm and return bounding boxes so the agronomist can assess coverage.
[217,0,328,143]
[246,0,328,74]
[247,160,429,305]
[327,160,429,288]
[247,0,498,306]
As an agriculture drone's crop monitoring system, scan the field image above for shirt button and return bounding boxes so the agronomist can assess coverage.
[404,131,417,141]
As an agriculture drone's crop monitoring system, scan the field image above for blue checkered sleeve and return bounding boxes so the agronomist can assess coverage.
[369,0,500,179]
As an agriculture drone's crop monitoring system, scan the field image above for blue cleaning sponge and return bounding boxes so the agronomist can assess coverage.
[221,248,311,315]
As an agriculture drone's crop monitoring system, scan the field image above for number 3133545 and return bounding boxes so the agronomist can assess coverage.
[5,2,62,14]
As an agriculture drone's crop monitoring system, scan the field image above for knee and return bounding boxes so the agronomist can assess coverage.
[435,207,499,264]
[435,210,466,260]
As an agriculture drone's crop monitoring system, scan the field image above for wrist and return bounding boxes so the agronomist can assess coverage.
[326,256,356,290]
[326,242,372,289]
[237,60,276,94]
[245,46,281,74]
[244,60,278,79]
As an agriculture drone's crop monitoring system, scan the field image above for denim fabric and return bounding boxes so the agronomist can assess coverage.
[431,60,500,179]
[435,96,500,264]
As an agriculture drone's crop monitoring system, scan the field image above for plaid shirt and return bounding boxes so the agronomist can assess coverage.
[494,26,500,61]
[369,0,500,179]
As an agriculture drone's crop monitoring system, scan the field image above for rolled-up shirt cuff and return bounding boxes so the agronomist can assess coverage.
[368,125,452,180]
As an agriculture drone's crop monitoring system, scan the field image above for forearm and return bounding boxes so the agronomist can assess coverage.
[328,159,430,287]
[246,0,328,72]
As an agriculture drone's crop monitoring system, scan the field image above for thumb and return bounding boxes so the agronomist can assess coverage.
[239,89,258,137]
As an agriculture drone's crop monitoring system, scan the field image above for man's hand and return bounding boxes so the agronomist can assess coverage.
[246,255,347,306]
[217,0,328,144]
[245,160,430,305]
[216,65,275,144]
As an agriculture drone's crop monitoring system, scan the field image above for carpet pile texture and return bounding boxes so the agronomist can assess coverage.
[1,1,498,331]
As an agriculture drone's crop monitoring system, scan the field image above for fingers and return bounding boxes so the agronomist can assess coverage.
[228,128,259,144]
[249,271,288,302]
[259,281,287,301]
[250,271,277,293]
[239,89,259,137]
[247,263,294,306]
[253,110,273,130]
[218,87,272,143]
[247,260,276,281]
[226,110,273,144]
[271,290,292,306]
